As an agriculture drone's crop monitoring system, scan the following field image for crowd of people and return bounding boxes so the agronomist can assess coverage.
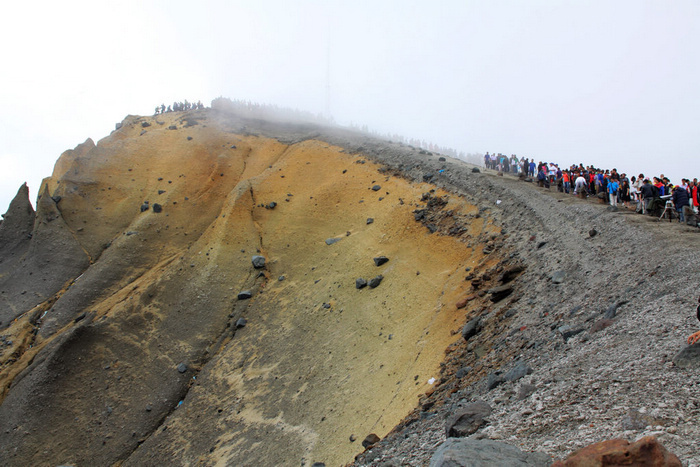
[154,100,205,115]
[483,152,699,223]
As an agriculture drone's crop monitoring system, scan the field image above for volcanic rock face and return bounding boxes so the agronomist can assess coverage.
[0,183,90,330]
[2,107,698,467]
[0,109,493,466]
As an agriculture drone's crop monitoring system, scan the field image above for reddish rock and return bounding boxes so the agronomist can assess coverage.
[362,433,380,449]
[456,294,477,309]
[552,436,681,467]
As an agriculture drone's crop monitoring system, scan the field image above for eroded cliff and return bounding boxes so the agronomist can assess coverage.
[0,109,500,466]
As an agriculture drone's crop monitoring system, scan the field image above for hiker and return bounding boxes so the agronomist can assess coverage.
[608,177,619,207]
[672,185,690,222]
[619,179,631,208]
[574,173,587,198]
[653,177,665,197]
[537,166,547,188]
[563,171,571,193]
[640,179,655,214]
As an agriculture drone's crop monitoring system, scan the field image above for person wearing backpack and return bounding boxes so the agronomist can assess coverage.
[672,185,690,222]
[640,179,655,214]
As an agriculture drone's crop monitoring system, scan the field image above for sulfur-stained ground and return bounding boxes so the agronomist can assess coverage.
[0,109,499,466]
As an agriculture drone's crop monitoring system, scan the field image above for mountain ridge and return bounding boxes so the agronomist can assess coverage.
[0,106,698,466]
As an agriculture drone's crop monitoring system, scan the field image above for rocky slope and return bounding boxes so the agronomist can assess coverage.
[350,143,700,466]
[0,105,698,466]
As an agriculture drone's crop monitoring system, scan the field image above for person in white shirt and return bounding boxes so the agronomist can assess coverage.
[574,174,587,197]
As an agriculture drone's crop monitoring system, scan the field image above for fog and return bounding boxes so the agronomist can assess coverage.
[1,0,699,212]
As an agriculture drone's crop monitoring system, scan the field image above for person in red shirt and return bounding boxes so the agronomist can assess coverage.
[562,171,571,194]
[653,177,665,197]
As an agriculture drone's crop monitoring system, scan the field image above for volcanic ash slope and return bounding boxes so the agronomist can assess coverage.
[0,110,494,466]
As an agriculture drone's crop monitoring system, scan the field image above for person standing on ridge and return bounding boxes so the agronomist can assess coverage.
[608,177,619,206]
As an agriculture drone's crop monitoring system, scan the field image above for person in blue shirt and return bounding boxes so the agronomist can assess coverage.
[608,178,619,207]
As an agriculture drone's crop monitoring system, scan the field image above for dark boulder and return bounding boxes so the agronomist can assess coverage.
[487,371,505,390]
[368,275,383,289]
[237,291,252,300]
[430,438,551,467]
[355,278,367,289]
[251,255,266,269]
[461,316,482,341]
[362,433,380,448]
[499,265,525,283]
[445,401,492,437]
[487,284,513,302]
[373,256,389,266]
[504,361,532,382]
[672,343,700,369]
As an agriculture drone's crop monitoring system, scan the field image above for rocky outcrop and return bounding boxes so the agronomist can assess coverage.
[0,184,90,329]
[51,138,95,180]
[0,183,35,255]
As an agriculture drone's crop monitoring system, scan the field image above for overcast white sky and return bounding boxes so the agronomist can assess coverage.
[1,0,699,212]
